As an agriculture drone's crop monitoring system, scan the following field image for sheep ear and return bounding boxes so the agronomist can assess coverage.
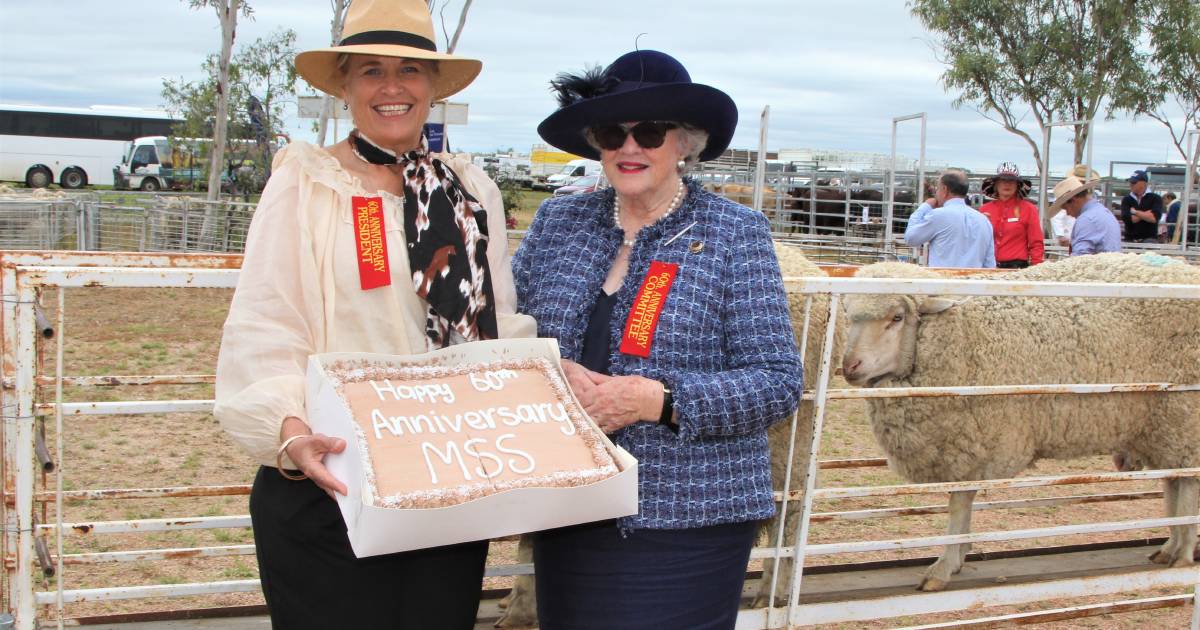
[918,297,957,315]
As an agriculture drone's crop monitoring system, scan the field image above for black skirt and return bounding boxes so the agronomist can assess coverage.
[534,519,758,630]
[249,466,488,629]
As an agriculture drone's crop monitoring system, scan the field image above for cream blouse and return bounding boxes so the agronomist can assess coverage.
[214,142,536,468]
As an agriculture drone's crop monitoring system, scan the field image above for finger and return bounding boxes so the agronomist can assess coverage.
[584,370,612,385]
[303,434,347,456]
[565,370,592,392]
[306,462,349,496]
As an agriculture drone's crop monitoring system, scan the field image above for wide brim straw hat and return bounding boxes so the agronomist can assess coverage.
[294,0,481,101]
[1048,175,1100,213]
[981,161,1032,199]
[536,50,737,162]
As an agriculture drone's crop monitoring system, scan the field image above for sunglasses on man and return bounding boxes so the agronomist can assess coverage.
[589,121,679,151]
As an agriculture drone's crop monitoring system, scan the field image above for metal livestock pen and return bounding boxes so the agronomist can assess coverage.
[1,250,1197,629]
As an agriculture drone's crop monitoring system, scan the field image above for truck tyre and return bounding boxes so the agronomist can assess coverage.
[25,166,52,189]
[61,168,87,189]
[139,178,161,192]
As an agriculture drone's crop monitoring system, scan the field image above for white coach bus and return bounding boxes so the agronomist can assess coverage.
[0,104,176,188]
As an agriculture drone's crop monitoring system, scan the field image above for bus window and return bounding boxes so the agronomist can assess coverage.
[98,117,138,141]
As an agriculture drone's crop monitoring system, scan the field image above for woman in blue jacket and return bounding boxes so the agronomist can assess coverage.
[512,50,803,630]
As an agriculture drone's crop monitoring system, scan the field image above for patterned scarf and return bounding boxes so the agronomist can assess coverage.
[351,131,498,348]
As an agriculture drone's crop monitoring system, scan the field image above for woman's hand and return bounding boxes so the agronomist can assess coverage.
[281,417,348,498]
[579,372,664,434]
[561,359,599,405]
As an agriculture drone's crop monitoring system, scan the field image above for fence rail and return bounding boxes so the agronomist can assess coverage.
[4,183,1198,266]
[0,193,254,254]
[2,251,1198,629]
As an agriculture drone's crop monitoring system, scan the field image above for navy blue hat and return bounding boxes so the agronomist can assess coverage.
[1128,169,1149,184]
[536,50,738,162]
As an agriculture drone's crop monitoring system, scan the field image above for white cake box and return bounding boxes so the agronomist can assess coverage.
[305,338,639,558]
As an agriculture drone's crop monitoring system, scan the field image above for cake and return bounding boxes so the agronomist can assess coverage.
[325,357,620,509]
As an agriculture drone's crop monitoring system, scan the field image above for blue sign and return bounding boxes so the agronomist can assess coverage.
[424,123,445,152]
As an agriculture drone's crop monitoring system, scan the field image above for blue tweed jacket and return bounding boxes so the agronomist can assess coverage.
[512,180,803,530]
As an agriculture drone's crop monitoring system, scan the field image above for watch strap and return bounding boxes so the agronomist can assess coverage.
[657,382,678,434]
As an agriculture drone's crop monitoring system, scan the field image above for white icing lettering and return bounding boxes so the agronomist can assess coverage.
[548,403,575,435]
[468,369,519,392]
[421,441,472,484]
[393,415,418,435]
[436,411,463,434]
[478,406,498,429]
[515,404,540,425]
[496,433,536,474]
[371,408,394,439]
[412,414,436,434]
[462,410,488,431]
[464,438,504,479]
[368,379,455,404]
[369,378,398,401]
[496,406,521,426]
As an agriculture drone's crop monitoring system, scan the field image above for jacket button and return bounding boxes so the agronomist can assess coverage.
[689,240,704,254]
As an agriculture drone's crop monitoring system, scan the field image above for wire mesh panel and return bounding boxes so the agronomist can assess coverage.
[90,206,148,252]
[0,201,82,250]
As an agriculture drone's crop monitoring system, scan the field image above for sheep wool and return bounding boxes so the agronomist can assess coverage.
[843,253,1199,589]
[752,242,840,604]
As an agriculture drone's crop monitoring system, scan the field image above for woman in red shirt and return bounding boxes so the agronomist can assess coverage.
[979,163,1044,268]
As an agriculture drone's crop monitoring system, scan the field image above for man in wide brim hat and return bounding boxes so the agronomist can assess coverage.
[535,49,738,162]
[294,1,480,100]
[1049,174,1122,256]
[1048,174,1099,214]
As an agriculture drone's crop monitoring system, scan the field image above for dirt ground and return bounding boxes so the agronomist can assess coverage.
[12,281,1194,628]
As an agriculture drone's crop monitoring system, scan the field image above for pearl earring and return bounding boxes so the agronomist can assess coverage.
[342,102,348,111]
[676,159,686,172]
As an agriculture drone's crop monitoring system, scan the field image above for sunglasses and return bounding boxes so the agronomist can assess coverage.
[589,121,679,151]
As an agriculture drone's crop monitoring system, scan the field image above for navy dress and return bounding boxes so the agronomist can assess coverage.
[534,291,758,630]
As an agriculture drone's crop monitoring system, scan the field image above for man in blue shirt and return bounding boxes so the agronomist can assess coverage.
[1049,175,1121,256]
[903,169,996,268]
[1163,192,1181,242]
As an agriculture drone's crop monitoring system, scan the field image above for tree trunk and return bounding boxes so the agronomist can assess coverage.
[205,0,238,203]
[200,0,239,251]
[445,0,473,53]
[316,0,350,146]
[1072,116,1094,168]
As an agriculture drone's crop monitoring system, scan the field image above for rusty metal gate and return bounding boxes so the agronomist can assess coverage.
[1,250,1198,629]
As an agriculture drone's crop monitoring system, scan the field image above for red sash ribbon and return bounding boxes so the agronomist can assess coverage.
[619,261,679,358]
[352,196,390,290]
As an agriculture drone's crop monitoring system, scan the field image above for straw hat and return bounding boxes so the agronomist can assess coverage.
[294,0,481,100]
[1048,175,1100,213]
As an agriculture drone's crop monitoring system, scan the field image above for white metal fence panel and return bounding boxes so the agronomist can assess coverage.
[1,252,1198,629]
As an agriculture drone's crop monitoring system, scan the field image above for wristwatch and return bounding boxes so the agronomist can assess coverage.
[658,382,678,433]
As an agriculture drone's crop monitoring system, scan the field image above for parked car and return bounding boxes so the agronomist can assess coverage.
[553,174,603,197]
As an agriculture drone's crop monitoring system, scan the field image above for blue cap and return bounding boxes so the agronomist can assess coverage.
[1128,170,1149,183]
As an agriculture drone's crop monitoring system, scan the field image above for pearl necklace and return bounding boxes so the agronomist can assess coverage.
[614,179,687,248]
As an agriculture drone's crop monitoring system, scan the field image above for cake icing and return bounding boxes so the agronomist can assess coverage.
[327,357,619,509]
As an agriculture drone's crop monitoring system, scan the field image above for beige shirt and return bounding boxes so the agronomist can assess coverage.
[214,142,536,468]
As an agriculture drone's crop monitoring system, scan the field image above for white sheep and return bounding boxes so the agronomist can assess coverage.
[494,242,832,626]
[839,253,1200,591]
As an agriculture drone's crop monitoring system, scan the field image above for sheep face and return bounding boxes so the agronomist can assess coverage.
[841,294,956,386]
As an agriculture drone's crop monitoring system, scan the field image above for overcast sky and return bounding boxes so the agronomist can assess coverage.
[1,1,1192,177]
